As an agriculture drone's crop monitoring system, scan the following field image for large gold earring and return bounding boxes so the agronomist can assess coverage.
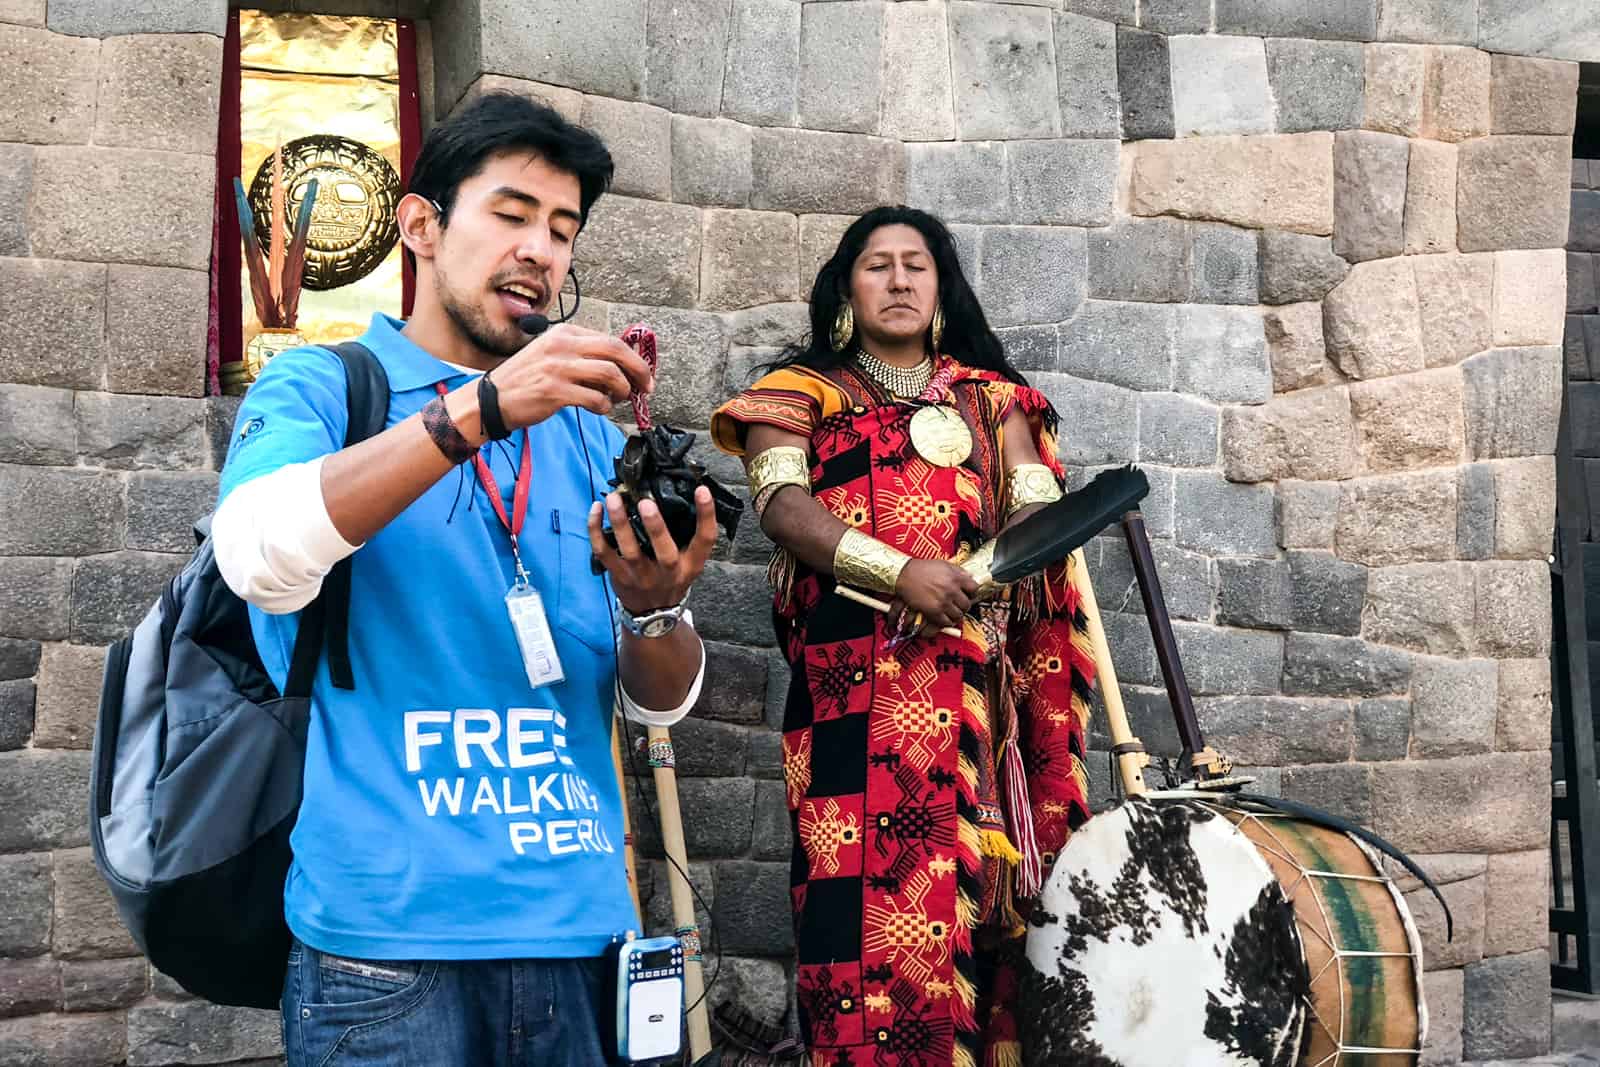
[831,302,855,352]
[930,305,945,351]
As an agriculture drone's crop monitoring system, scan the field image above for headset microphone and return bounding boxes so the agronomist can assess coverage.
[516,313,552,337]
[516,269,583,338]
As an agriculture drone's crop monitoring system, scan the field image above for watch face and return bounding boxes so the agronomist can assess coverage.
[641,616,675,638]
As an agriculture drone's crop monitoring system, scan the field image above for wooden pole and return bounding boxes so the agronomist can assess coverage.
[612,716,642,922]
[645,725,713,1061]
[1070,548,1148,798]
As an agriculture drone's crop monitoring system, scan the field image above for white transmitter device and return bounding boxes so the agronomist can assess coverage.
[604,933,684,1063]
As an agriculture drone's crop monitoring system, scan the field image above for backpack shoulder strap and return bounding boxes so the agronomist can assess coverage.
[284,342,391,698]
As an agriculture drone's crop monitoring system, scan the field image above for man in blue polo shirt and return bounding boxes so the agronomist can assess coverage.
[210,93,714,1065]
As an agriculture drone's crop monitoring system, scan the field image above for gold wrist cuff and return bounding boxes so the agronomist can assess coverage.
[747,446,811,519]
[1006,463,1063,517]
[834,528,911,596]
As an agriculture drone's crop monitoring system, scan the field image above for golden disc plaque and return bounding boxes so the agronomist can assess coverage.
[909,405,973,468]
[247,133,401,291]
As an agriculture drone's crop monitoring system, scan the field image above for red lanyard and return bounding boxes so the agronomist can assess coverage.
[435,382,533,577]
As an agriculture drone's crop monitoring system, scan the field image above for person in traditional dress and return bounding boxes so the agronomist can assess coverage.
[710,206,1097,1067]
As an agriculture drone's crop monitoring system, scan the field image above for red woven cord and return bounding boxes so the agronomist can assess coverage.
[620,323,658,430]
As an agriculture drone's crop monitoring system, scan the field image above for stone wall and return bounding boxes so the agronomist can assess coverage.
[0,0,1589,1064]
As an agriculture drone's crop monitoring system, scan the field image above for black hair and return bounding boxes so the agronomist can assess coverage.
[770,205,1026,386]
[404,91,614,265]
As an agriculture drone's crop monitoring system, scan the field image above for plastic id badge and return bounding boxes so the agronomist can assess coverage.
[506,584,564,688]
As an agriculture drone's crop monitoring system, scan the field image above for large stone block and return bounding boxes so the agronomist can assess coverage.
[1116,27,1173,141]
[881,1,955,141]
[1222,387,1356,484]
[0,0,45,26]
[1483,850,1548,958]
[1188,222,1258,306]
[1363,44,1425,137]
[69,551,184,646]
[0,24,97,145]
[1404,141,1457,256]
[1497,657,1552,753]
[693,561,776,646]
[95,34,221,156]
[949,2,1060,140]
[905,141,1007,225]
[1277,480,1340,550]
[0,557,73,641]
[0,385,74,466]
[1324,258,1425,381]
[76,392,206,471]
[579,195,701,308]
[126,1002,283,1066]
[700,209,798,313]
[726,303,807,350]
[32,643,105,750]
[61,958,146,1013]
[1288,551,1366,635]
[977,226,1087,328]
[1280,763,1373,825]
[1168,34,1272,137]
[0,750,91,851]
[1571,253,1599,315]
[1214,0,1377,39]
[0,466,124,556]
[0,678,33,750]
[453,74,583,123]
[1491,53,1579,135]
[721,0,800,124]
[798,0,881,134]
[1348,367,1465,474]
[1007,139,1117,227]
[1407,873,1485,969]
[0,258,106,390]
[1475,559,1551,658]
[30,147,212,270]
[750,778,789,861]
[1374,751,1546,853]
[1457,461,1495,560]
[1092,537,1214,621]
[699,641,768,726]
[1333,130,1408,263]
[1053,12,1118,139]
[48,0,224,34]
[1409,655,1497,758]
[205,395,241,472]
[0,144,29,257]
[1170,621,1283,696]
[51,847,137,961]
[1421,45,1490,143]
[1478,0,1600,61]
[1263,302,1333,392]
[0,637,41,682]
[1491,455,1556,560]
[125,470,217,554]
[1172,471,1275,557]
[0,1012,125,1067]
[643,0,732,116]
[1138,391,1217,468]
[1130,133,1335,235]
[1365,561,1476,655]
[1282,631,1410,698]
[746,728,782,781]
[798,214,855,295]
[0,956,60,1018]
[1058,300,1174,391]
[1335,470,1457,566]
[579,96,671,202]
[1087,217,1188,303]
[1456,135,1573,252]
[1030,373,1137,466]
[1174,305,1271,404]
[1493,248,1566,347]
[1197,695,1351,765]
[1463,346,1562,459]
[478,0,645,99]
[1413,252,1493,367]
[1063,0,1134,22]
[664,717,749,779]
[751,128,900,216]
[1267,38,1364,134]
[995,325,1058,374]
[608,303,726,426]
[1258,231,1349,305]
[1140,0,1207,33]
[1421,968,1464,1066]
[1354,697,1411,760]
[1566,314,1592,380]
[1461,949,1551,1060]
[0,853,51,957]
[106,264,208,398]
[712,860,792,955]
[1215,557,1291,630]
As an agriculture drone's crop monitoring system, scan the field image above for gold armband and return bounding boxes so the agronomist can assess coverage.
[747,445,811,518]
[834,528,911,596]
[1006,463,1063,518]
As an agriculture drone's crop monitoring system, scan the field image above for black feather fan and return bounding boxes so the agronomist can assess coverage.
[990,465,1150,585]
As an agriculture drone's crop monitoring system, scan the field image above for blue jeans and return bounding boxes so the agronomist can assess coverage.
[281,938,610,1066]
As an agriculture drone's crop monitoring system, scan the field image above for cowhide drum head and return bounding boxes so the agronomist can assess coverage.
[1021,797,1309,1067]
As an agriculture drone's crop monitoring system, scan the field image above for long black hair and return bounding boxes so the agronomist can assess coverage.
[772,205,1026,386]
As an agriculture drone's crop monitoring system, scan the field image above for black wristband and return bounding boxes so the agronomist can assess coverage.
[421,396,478,464]
[477,368,512,441]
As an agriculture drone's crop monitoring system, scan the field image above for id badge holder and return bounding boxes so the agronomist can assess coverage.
[506,578,565,689]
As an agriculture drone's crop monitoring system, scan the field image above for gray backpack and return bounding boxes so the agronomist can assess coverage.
[89,342,388,1009]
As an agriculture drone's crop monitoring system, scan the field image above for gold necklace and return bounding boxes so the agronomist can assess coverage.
[854,349,933,398]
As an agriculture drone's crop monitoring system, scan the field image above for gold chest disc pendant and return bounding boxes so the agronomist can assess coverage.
[909,404,973,468]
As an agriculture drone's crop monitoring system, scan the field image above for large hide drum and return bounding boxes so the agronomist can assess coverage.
[1021,795,1426,1067]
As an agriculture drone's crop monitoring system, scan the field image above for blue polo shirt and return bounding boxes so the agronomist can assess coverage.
[219,313,636,961]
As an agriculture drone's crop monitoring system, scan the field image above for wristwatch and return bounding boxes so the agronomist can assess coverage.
[619,593,690,639]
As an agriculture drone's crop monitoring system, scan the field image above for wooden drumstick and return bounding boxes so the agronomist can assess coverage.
[643,726,713,1060]
[611,718,642,921]
[1070,548,1149,798]
[835,584,963,638]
